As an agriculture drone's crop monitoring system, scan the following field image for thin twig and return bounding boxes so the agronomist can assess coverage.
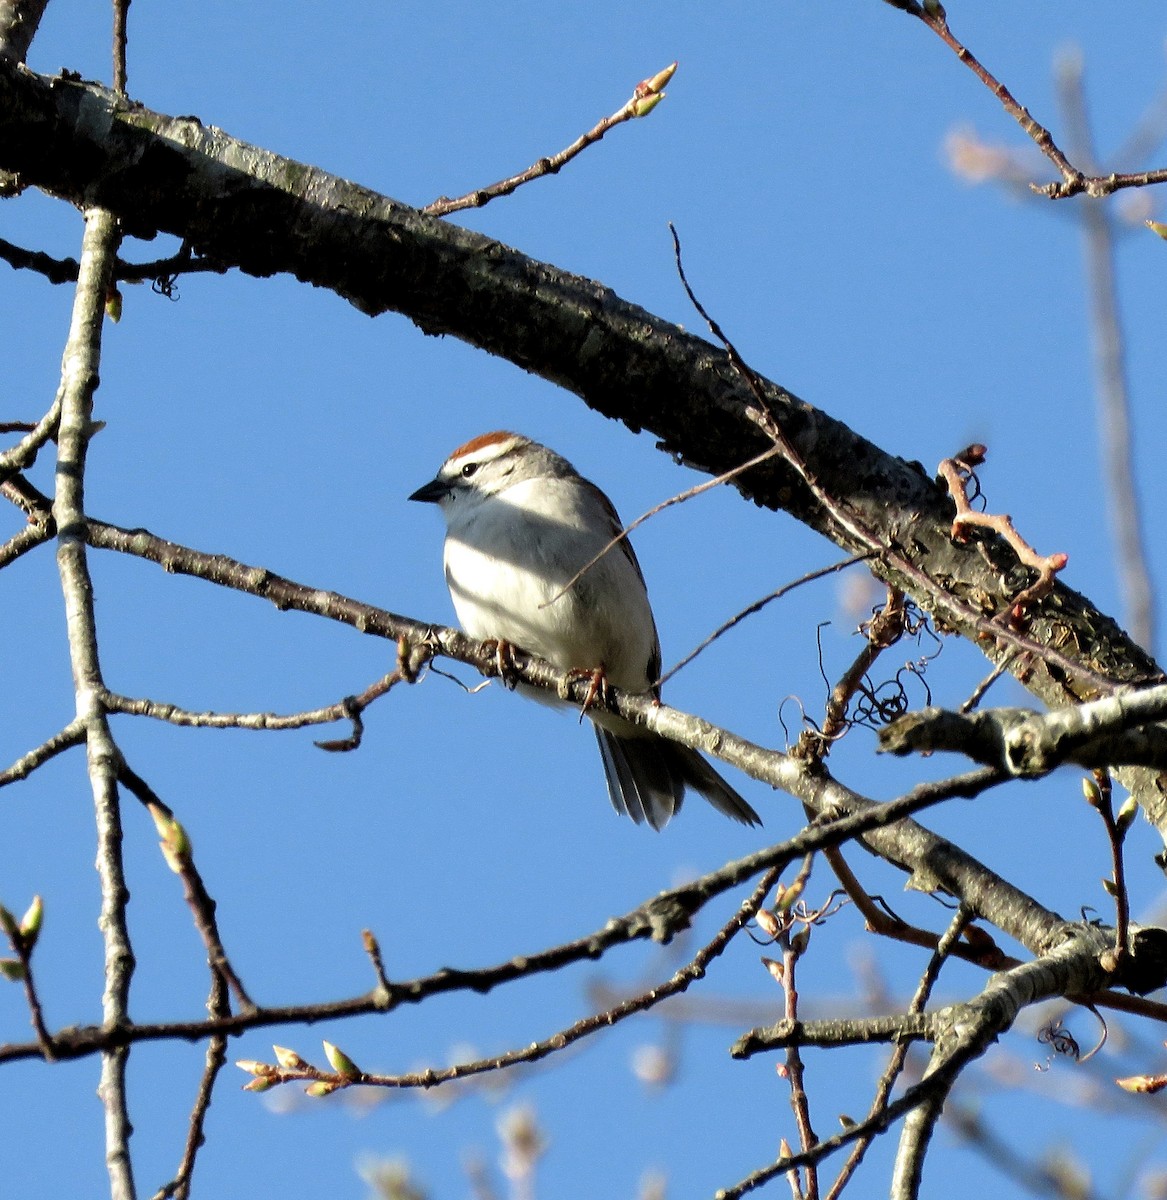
[361,930,392,1001]
[1,901,56,1059]
[111,0,130,95]
[824,906,972,1200]
[889,1,1167,200]
[424,63,676,217]
[959,660,1013,714]
[656,554,873,687]
[152,974,228,1200]
[0,510,52,568]
[0,234,223,287]
[0,765,1019,1068]
[118,764,256,1013]
[543,442,786,610]
[101,664,408,749]
[798,587,907,762]
[0,395,60,483]
[1082,771,1132,971]
[0,720,86,788]
[238,867,780,1095]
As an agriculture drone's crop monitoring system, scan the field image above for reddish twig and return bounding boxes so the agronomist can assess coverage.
[424,62,677,217]
[0,896,55,1059]
[938,444,1068,625]
[1082,772,1134,971]
[888,1,1167,200]
[824,905,972,1200]
[118,765,256,1014]
[668,229,1112,693]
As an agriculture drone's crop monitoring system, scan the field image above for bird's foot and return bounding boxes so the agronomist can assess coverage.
[483,639,520,689]
[562,665,609,721]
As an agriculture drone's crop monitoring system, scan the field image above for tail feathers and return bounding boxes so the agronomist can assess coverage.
[594,729,761,831]
[673,744,762,827]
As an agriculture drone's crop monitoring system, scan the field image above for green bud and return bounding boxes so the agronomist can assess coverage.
[20,896,43,948]
[323,1040,361,1079]
[306,1080,341,1098]
[631,93,664,119]
[643,62,678,93]
[1116,796,1139,834]
[0,959,26,981]
[776,878,804,913]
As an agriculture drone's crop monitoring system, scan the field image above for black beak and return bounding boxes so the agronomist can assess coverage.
[408,477,449,504]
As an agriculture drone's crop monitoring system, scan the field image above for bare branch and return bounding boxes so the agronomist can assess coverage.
[657,554,873,688]
[117,764,256,1014]
[52,205,135,1200]
[890,2,1167,201]
[111,0,129,95]
[424,63,676,217]
[237,866,780,1095]
[0,720,85,788]
[880,685,1167,776]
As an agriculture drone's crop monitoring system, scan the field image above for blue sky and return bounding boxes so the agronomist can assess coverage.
[4,3,1167,1198]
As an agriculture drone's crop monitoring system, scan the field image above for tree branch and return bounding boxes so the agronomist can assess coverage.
[51,206,136,1200]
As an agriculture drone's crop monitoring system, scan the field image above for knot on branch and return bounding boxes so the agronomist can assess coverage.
[1109,925,1167,996]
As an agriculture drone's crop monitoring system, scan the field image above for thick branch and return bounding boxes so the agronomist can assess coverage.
[892,926,1113,1197]
[0,0,49,63]
[881,687,1167,775]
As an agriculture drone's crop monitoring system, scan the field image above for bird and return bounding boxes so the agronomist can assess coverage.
[409,430,761,830]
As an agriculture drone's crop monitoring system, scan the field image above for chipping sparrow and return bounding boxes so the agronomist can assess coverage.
[409,431,761,830]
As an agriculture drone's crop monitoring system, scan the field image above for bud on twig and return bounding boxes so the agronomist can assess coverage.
[19,895,43,946]
[273,1045,308,1071]
[323,1040,362,1080]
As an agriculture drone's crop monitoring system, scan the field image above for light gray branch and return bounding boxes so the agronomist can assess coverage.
[52,207,136,1200]
[892,924,1113,1198]
[881,685,1167,775]
[731,1013,936,1057]
[0,720,84,787]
